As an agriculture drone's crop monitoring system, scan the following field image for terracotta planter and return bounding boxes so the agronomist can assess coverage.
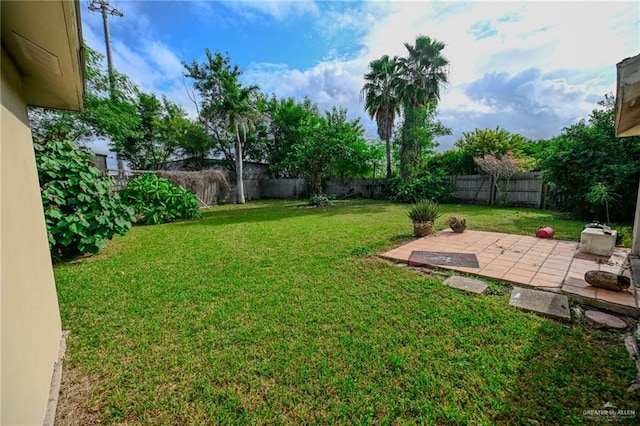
[413,221,434,237]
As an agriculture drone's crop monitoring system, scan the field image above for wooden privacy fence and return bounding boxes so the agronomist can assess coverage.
[446,171,549,208]
[108,170,549,209]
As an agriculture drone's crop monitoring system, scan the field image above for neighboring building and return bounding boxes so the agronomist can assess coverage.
[93,152,108,172]
[1,1,84,424]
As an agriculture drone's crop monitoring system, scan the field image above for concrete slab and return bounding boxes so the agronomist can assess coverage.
[444,276,487,294]
[509,286,571,322]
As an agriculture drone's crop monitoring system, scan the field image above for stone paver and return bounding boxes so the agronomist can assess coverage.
[585,310,627,329]
[509,286,571,322]
[379,229,638,317]
[444,276,487,294]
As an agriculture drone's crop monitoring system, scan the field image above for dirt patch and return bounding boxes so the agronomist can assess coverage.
[55,365,103,425]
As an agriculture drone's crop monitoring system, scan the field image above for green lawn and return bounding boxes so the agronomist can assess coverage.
[55,200,638,424]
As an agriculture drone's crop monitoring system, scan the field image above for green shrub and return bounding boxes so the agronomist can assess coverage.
[383,170,455,203]
[307,193,334,207]
[120,173,202,225]
[34,137,134,260]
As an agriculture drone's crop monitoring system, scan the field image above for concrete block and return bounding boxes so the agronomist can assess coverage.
[509,286,571,322]
[444,276,487,294]
[579,228,616,257]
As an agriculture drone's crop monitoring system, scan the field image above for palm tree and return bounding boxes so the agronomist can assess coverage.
[397,36,449,178]
[360,55,400,178]
[217,74,265,204]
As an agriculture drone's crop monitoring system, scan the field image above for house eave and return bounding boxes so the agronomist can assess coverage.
[1,0,85,111]
[615,53,640,138]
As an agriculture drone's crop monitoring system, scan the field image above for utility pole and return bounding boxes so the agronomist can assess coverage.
[88,0,122,96]
[88,0,125,172]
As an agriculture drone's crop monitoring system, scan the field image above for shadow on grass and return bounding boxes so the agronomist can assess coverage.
[177,199,396,228]
[492,320,638,424]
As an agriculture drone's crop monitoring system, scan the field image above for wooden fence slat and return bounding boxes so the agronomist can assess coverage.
[107,170,548,209]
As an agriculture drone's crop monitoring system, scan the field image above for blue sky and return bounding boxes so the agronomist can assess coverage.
[81,0,640,161]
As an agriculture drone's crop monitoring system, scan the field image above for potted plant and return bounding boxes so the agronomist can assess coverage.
[408,200,441,237]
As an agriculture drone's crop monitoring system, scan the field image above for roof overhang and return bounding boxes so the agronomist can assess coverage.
[615,53,640,137]
[1,0,84,111]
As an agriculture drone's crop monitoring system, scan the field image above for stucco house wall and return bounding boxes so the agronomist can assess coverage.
[1,1,84,423]
[1,45,63,426]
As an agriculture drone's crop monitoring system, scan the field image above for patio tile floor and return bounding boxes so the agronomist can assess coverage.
[380,229,639,317]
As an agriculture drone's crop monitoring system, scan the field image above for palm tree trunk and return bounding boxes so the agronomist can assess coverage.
[234,124,245,204]
[385,138,392,178]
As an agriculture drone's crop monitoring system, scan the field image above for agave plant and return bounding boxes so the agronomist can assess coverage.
[407,200,441,223]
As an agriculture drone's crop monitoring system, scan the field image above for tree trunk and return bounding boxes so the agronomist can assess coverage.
[310,175,323,195]
[234,125,245,204]
[385,138,392,178]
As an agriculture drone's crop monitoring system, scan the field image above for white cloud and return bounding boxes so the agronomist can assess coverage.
[221,0,319,21]
[82,0,640,157]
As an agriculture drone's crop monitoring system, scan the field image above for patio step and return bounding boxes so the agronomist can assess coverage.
[509,287,571,322]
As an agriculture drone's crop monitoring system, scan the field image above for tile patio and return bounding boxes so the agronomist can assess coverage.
[380,229,639,317]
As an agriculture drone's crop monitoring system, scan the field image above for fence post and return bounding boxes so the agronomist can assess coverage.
[488,175,495,206]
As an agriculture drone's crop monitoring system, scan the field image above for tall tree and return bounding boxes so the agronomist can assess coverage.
[119,94,195,170]
[284,106,367,195]
[454,126,529,158]
[361,55,401,178]
[394,102,451,177]
[218,74,265,203]
[396,36,449,178]
[263,96,317,177]
[184,49,267,204]
[538,94,640,220]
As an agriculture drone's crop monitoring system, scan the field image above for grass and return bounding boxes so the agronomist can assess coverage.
[54,200,638,424]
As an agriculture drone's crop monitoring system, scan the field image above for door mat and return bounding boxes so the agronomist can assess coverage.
[408,251,480,268]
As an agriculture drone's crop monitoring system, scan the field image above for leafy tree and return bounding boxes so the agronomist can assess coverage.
[361,55,401,178]
[284,106,367,194]
[264,96,317,177]
[118,93,192,170]
[454,126,529,158]
[30,46,189,171]
[184,49,268,203]
[176,121,217,170]
[538,94,640,221]
[330,138,385,178]
[425,149,476,176]
[394,103,451,178]
[383,170,455,203]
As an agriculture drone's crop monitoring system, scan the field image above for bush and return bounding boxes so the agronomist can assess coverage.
[383,170,455,203]
[308,193,334,207]
[120,173,202,225]
[34,137,134,260]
